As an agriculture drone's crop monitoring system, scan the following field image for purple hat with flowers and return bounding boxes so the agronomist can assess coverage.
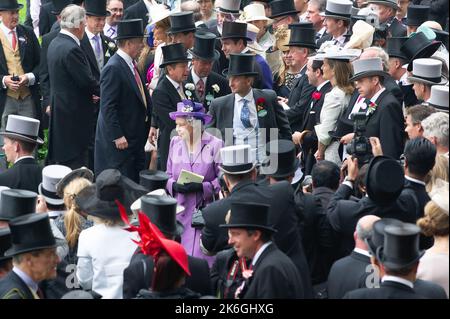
[169,100,213,124]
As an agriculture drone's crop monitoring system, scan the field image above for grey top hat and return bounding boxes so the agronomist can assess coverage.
[219,145,256,175]
[0,115,43,145]
[427,85,449,113]
[350,57,389,81]
[216,0,241,14]
[366,0,399,10]
[321,0,353,21]
[407,58,448,86]
[38,165,72,206]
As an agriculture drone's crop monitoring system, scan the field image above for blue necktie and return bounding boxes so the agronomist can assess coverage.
[240,99,252,129]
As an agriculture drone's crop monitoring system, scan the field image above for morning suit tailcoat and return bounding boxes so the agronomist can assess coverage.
[243,243,305,299]
[122,249,212,299]
[0,271,36,299]
[38,2,57,37]
[344,280,424,299]
[207,89,292,146]
[47,33,99,164]
[185,70,230,112]
[386,17,407,37]
[95,53,151,181]
[123,1,150,29]
[0,24,41,125]
[39,30,58,118]
[0,157,42,193]
[80,33,115,82]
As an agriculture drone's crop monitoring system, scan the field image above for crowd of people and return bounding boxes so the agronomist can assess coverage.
[0,0,448,300]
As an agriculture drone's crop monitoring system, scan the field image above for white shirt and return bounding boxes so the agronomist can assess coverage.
[14,155,34,164]
[60,29,81,46]
[85,28,104,69]
[103,23,117,39]
[382,275,414,289]
[116,49,135,75]
[191,69,207,87]
[166,74,183,92]
[405,175,426,186]
[252,241,273,267]
[332,29,348,47]
[353,247,372,258]
[30,0,41,38]
[349,87,386,118]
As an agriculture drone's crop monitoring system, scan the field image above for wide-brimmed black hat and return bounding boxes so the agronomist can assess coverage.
[0,228,11,262]
[0,0,23,11]
[405,5,430,27]
[160,43,191,68]
[269,0,299,19]
[56,167,94,198]
[140,195,184,237]
[169,11,196,34]
[261,140,299,178]
[225,53,258,77]
[5,213,56,257]
[400,32,441,71]
[139,170,169,192]
[365,218,404,257]
[51,0,72,15]
[366,156,405,206]
[350,57,389,82]
[84,0,110,17]
[376,223,425,270]
[116,19,149,40]
[0,189,37,222]
[0,115,44,145]
[75,169,148,220]
[286,23,317,49]
[220,202,277,233]
[221,21,252,41]
[188,32,220,61]
[386,37,409,61]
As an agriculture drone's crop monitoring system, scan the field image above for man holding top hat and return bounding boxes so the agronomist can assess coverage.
[95,18,152,183]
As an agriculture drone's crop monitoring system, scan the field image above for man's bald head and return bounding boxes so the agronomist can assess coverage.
[354,215,381,250]
[421,21,442,31]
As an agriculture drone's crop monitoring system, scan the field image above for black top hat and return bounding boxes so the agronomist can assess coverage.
[220,202,277,233]
[286,23,318,49]
[365,218,404,257]
[188,32,220,61]
[169,11,196,34]
[5,213,56,257]
[221,21,252,41]
[376,223,425,270]
[433,29,449,51]
[139,170,169,192]
[406,5,430,27]
[366,156,405,206]
[75,169,148,220]
[261,140,299,178]
[269,0,299,19]
[0,228,11,262]
[51,0,72,15]
[400,32,441,71]
[140,195,184,237]
[160,43,191,68]
[84,0,110,17]
[386,37,409,61]
[0,189,37,222]
[0,0,23,11]
[226,53,258,77]
[116,19,149,40]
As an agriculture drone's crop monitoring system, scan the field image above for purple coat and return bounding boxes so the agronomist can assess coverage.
[166,131,223,266]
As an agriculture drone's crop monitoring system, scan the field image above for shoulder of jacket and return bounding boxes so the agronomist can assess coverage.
[2,287,27,299]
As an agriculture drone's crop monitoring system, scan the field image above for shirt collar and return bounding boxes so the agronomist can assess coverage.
[84,28,98,40]
[166,75,181,90]
[316,80,330,92]
[13,267,39,292]
[60,29,81,46]
[14,155,34,164]
[353,247,371,258]
[117,48,134,70]
[252,241,272,267]
[333,29,348,44]
[405,175,426,186]
[241,47,250,54]
[236,89,253,102]
[0,23,16,37]
[318,26,327,36]
[370,87,386,103]
[191,69,207,85]
[382,275,414,289]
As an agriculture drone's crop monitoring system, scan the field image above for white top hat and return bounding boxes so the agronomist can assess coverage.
[408,58,448,86]
[216,0,241,14]
[219,145,256,175]
[321,0,353,21]
[130,189,185,214]
[427,85,449,112]
[0,115,43,145]
[241,3,273,23]
[38,165,72,206]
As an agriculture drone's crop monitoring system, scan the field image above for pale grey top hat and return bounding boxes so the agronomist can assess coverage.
[38,165,72,206]
[427,85,449,113]
[407,58,448,86]
[219,145,256,175]
[350,57,389,81]
[367,0,399,10]
[0,115,43,145]
[216,0,241,14]
[320,0,353,21]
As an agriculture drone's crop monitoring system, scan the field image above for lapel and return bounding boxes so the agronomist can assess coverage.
[117,54,145,106]
[366,89,389,123]
[17,26,26,62]
[186,71,201,102]
[253,89,267,129]
[222,93,236,129]
[101,34,114,65]
[81,34,100,75]
[350,251,370,264]
[252,243,276,272]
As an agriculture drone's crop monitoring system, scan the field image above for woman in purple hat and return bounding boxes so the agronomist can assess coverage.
[166,99,223,266]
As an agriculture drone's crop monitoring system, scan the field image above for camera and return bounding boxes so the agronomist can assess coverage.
[346,112,373,165]
[11,74,20,82]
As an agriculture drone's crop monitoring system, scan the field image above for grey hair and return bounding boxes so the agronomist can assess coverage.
[309,0,327,13]
[356,221,373,241]
[422,112,449,148]
[364,46,390,72]
[60,5,86,30]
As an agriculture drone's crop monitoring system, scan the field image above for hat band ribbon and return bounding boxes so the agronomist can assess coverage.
[41,187,61,200]
[218,7,239,14]
[5,130,38,140]
[324,10,351,18]
[412,74,443,83]
[221,162,254,173]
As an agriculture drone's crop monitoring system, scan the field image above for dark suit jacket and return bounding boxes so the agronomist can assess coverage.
[0,24,41,124]
[0,157,42,193]
[95,53,151,177]
[400,82,419,107]
[123,1,149,31]
[47,33,99,163]
[0,271,35,299]
[39,29,58,113]
[316,32,351,49]
[243,243,306,299]
[387,17,407,37]
[38,2,56,37]
[344,280,424,299]
[80,33,115,82]
[207,89,292,146]
[122,249,212,299]
[123,0,140,9]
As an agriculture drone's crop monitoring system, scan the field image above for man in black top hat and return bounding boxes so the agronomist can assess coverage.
[186,31,230,112]
[169,11,197,51]
[0,213,59,299]
[151,43,190,171]
[0,228,12,278]
[406,4,430,35]
[95,19,151,182]
[269,0,300,31]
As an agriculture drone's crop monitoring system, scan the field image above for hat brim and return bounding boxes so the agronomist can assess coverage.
[55,168,94,198]
[86,11,111,17]
[350,70,390,82]
[245,16,274,24]
[219,163,257,175]
[320,13,351,21]
[0,132,44,145]
[159,58,192,68]
[375,246,425,270]
[38,184,64,206]
[168,27,197,34]
[261,158,300,178]
[406,41,442,71]
[220,35,253,42]
[223,70,259,78]
[215,8,240,15]
[219,223,277,233]
[269,10,300,19]
[115,34,150,41]
[188,49,221,61]
[169,111,213,124]
[407,75,448,86]
[285,42,318,50]
[4,242,57,257]
[0,4,23,11]
[366,1,399,10]
[131,194,185,215]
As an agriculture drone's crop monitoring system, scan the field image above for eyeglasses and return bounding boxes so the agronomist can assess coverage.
[108,8,124,13]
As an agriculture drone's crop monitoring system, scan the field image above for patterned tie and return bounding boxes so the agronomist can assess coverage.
[240,99,252,129]
[93,34,103,68]
[177,85,187,99]
[196,78,205,101]
[11,30,17,51]
[108,26,116,38]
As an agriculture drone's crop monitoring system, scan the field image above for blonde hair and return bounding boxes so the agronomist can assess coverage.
[417,200,449,237]
[326,58,354,95]
[63,178,92,249]
[426,154,449,192]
